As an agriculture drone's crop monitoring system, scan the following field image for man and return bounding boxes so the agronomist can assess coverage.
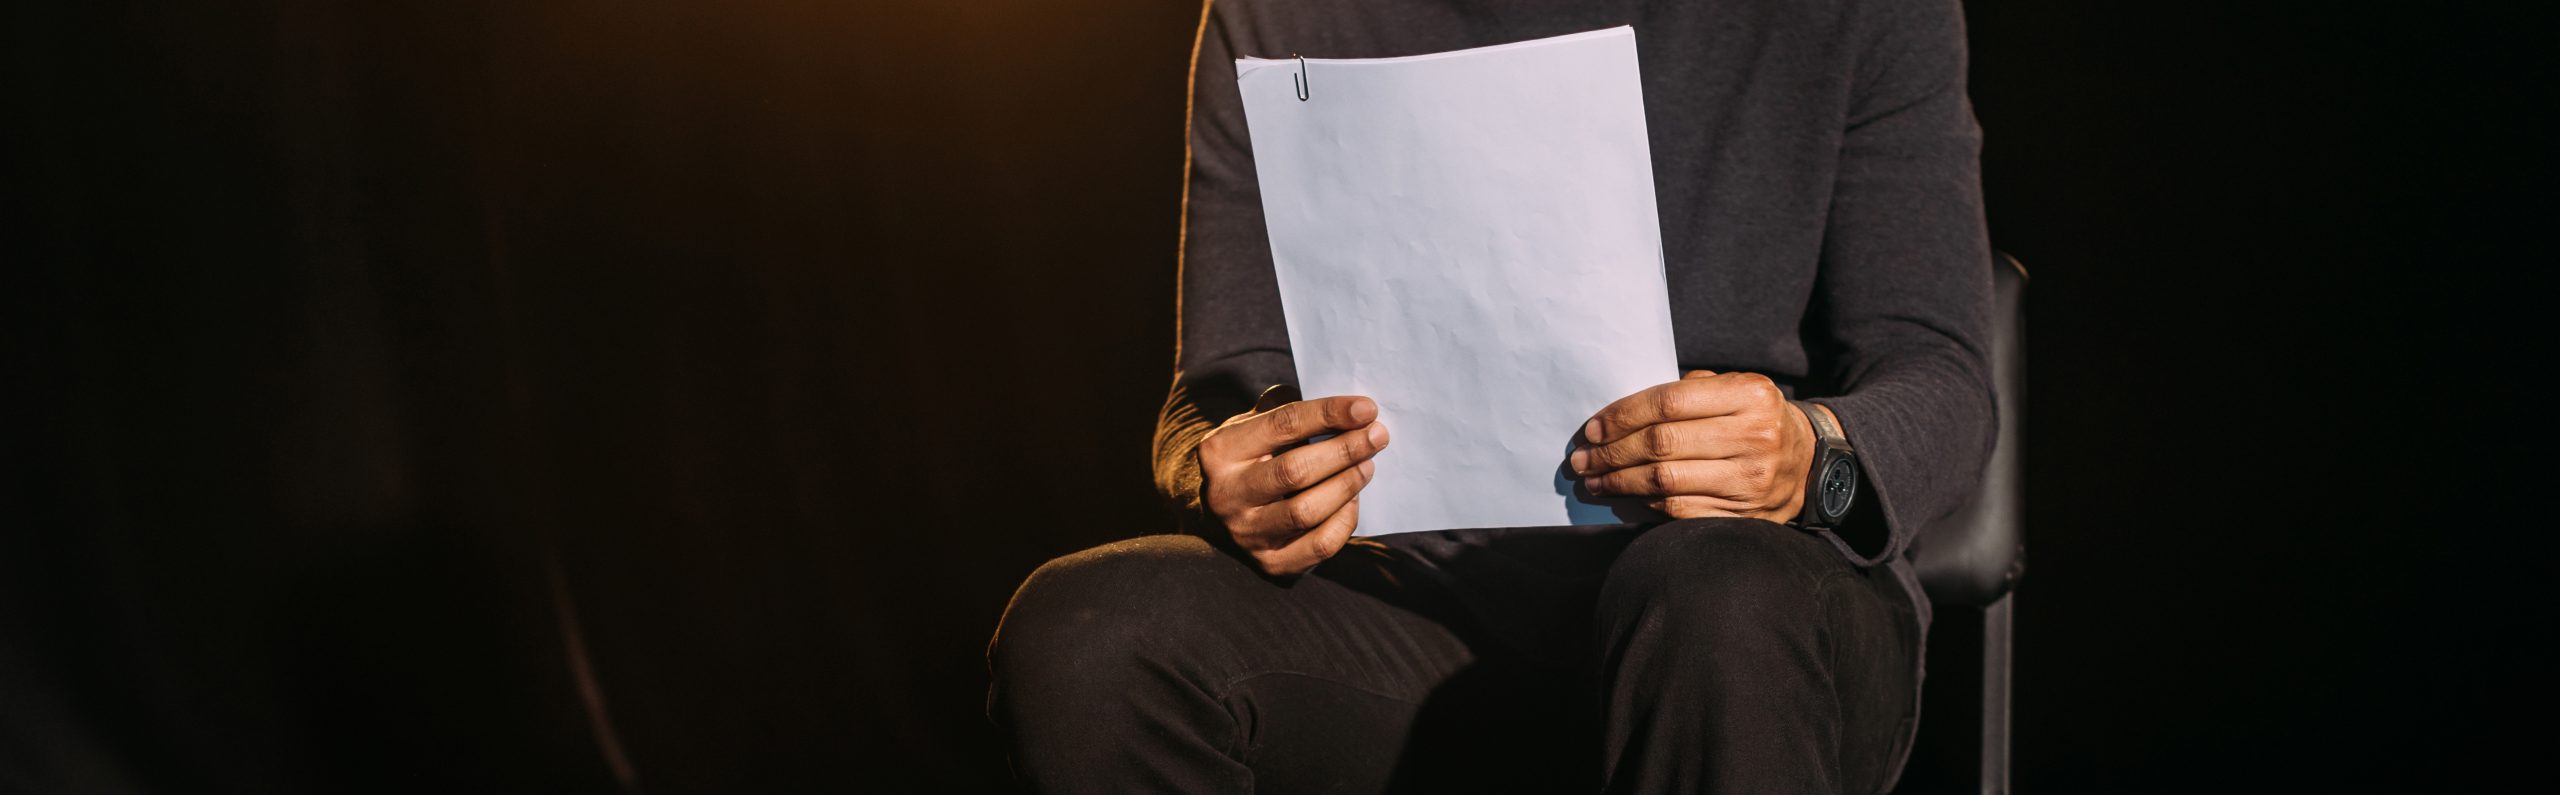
[990,0,1994,791]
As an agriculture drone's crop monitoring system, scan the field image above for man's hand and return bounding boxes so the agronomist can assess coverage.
[1199,395,1389,576]
[1569,370,1828,523]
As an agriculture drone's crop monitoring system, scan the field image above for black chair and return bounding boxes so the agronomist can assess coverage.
[1899,252,2029,793]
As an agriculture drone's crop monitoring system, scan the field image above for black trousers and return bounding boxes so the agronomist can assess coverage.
[987,518,1919,794]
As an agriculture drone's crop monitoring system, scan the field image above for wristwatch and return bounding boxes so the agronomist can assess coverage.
[1790,400,1859,531]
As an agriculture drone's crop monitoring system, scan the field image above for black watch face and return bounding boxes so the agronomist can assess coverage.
[1818,456,1858,520]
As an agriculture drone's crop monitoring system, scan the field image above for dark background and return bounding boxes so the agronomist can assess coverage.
[4,0,2548,791]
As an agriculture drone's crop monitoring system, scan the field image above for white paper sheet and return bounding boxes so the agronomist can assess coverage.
[1236,27,1680,536]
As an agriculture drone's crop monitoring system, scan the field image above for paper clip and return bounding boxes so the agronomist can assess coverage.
[1293,54,1309,101]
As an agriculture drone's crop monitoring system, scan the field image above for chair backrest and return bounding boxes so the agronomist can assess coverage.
[1911,253,2027,606]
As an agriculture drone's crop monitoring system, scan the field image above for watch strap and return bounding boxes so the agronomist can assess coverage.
[1792,400,1847,448]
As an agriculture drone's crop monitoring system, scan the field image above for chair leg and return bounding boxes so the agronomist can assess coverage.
[1979,593,2013,795]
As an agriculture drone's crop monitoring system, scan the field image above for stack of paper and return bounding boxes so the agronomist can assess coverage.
[1236,27,1679,536]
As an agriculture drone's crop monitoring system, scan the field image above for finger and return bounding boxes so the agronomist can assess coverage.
[1241,395,1378,454]
[1259,496,1360,576]
[1237,453,1374,543]
[1649,496,1748,519]
[1275,457,1374,535]
[1571,416,1766,475]
[1583,459,1763,499]
[1584,373,1775,446]
[1252,420,1388,498]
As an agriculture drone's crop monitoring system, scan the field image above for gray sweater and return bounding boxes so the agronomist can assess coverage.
[1154,0,1994,634]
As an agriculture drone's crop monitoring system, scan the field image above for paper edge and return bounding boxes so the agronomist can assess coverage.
[1235,25,1630,77]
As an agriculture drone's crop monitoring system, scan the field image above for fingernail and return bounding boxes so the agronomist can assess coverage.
[1351,397,1378,424]
[1583,418,1603,443]
[1366,422,1389,446]
[1568,448,1588,474]
[1359,459,1375,478]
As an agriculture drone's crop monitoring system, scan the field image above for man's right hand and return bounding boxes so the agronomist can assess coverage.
[1199,395,1389,577]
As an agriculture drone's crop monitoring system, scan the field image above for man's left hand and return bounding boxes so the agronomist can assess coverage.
[1569,370,1827,523]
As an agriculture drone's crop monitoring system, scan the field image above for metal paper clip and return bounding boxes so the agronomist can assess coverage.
[1293,54,1309,101]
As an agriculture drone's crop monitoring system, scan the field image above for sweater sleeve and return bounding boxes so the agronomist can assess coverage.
[1152,1,1296,535]
[1804,0,1999,566]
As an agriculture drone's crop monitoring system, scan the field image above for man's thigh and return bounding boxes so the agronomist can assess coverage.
[992,535,1474,700]
[1592,518,1920,793]
[990,534,1583,791]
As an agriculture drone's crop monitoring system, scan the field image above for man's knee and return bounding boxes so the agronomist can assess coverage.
[988,534,1238,695]
[1601,517,1832,636]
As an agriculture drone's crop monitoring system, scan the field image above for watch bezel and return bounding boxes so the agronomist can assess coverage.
[1815,452,1858,523]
